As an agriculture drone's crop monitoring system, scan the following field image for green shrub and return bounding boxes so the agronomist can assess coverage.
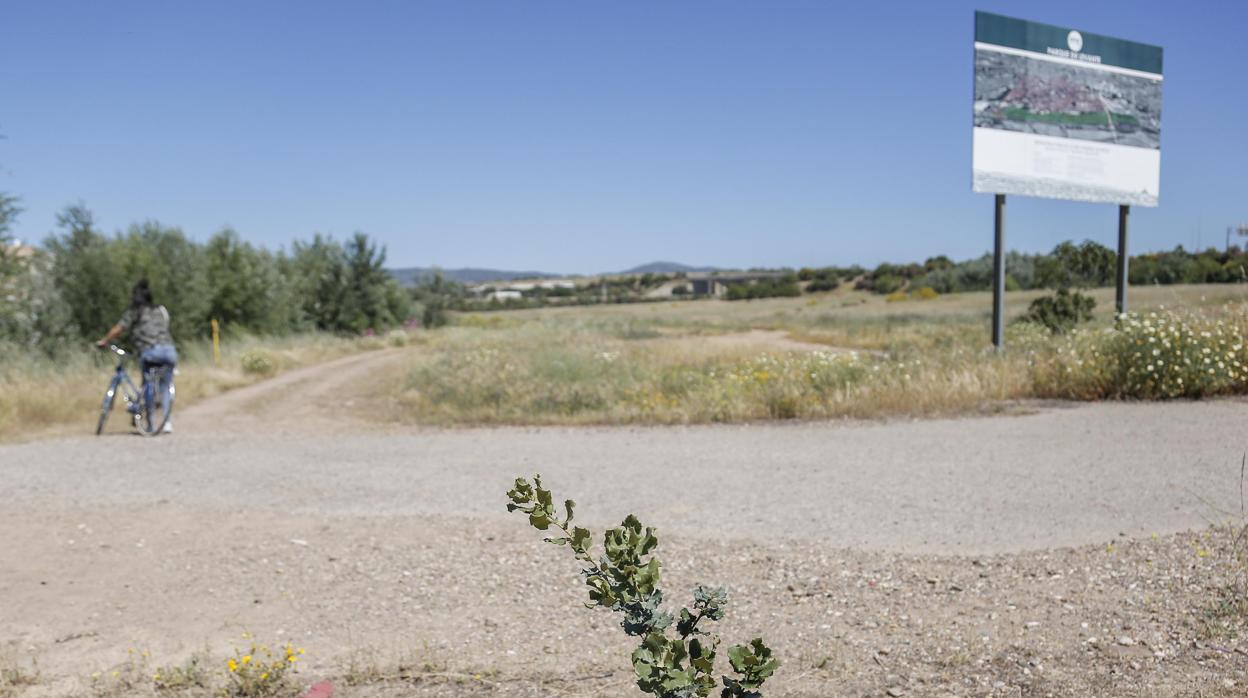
[1017,289,1095,334]
[506,475,779,698]
[871,274,904,295]
[386,329,409,347]
[804,277,838,294]
[725,281,801,302]
[1033,306,1248,400]
[912,286,939,301]
[421,297,448,329]
[239,350,276,376]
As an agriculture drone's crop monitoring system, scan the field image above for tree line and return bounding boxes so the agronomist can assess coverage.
[1,201,411,354]
[852,240,1247,295]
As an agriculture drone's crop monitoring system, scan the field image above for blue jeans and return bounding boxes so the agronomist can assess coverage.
[140,344,178,410]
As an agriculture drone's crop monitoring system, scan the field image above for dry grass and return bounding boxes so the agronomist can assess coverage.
[384,284,1248,426]
[0,654,40,698]
[4,285,1244,437]
[0,332,391,441]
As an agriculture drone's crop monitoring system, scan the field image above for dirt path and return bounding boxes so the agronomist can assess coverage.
[178,347,409,435]
[3,353,1247,696]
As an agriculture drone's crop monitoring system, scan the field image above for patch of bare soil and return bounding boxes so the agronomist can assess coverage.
[2,503,1245,697]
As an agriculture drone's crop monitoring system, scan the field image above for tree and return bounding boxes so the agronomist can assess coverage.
[339,232,405,332]
[204,227,294,334]
[0,193,22,279]
[291,233,348,331]
[0,193,29,341]
[924,255,954,272]
[1035,240,1116,289]
[114,220,210,339]
[44,204,128,338]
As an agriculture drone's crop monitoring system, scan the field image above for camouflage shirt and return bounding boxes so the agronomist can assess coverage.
[118,305,175,354]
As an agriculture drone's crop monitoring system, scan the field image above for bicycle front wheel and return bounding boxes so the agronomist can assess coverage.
[96,383,117,435]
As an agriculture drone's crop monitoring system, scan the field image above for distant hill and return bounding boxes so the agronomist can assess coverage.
[388,267,564,287]
[389,261,719,287]
[617,261,720,274]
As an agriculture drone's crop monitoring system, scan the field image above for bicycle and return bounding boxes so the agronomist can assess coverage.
[95,344,175,436]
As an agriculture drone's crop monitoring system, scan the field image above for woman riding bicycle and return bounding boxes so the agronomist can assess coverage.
[96,278,178,433]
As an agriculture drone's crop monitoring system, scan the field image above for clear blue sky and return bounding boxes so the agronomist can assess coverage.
[2,1,1244,272]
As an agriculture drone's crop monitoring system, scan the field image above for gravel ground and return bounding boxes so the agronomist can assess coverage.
[2,361,1247,696]
[3,507,1246,697]
[4,400,1246,553]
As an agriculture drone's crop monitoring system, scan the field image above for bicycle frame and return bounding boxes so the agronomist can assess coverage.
[104,353,145,416]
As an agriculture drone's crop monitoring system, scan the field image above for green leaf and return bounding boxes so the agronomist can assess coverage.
[563,498,575,524]
[689,635,719,681]
[506,477,534,507]
[544,537,568,545]
[727,645,747,673]
[725,638,778,691]
[660,669,694,691]
[570,527,592,554]
[529,513,552,530]
[677,608,697,637]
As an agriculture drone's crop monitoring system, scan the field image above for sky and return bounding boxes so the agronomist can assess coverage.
[1,1,1245,273]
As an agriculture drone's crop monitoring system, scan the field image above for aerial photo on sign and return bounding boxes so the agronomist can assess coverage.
[972,11,1164,206]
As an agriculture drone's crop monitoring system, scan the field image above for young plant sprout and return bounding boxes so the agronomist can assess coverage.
[506,474,779,698]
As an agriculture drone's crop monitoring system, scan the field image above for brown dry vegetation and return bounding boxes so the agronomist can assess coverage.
[383,284,1248,427]
[2,284,1245,439]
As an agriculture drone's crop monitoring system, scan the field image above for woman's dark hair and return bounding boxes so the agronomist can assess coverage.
[131,278,154,309]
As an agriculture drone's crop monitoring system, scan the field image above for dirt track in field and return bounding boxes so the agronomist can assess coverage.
[177,347,409,436]
[3,347,1247,696]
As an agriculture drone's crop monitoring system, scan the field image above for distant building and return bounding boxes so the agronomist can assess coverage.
[687,271,787,297]
[2,243,36,260]
[471,278,579,298]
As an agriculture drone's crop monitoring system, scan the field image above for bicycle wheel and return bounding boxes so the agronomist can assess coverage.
[96,382,118,435]
[137,367,174,437]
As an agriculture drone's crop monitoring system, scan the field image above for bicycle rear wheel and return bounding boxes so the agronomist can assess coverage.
[137,367,175,437]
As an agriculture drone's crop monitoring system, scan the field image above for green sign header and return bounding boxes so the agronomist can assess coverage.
[975,11,1163,75]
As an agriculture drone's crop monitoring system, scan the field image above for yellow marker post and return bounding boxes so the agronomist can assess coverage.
[211,319,221,365]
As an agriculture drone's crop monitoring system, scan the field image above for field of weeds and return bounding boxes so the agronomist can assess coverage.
[4,284,1244,438]
[387,284,1248,426]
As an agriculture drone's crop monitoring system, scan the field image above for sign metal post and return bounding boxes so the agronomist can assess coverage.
[993,194,1005,350]
[1116,205,1130,315]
